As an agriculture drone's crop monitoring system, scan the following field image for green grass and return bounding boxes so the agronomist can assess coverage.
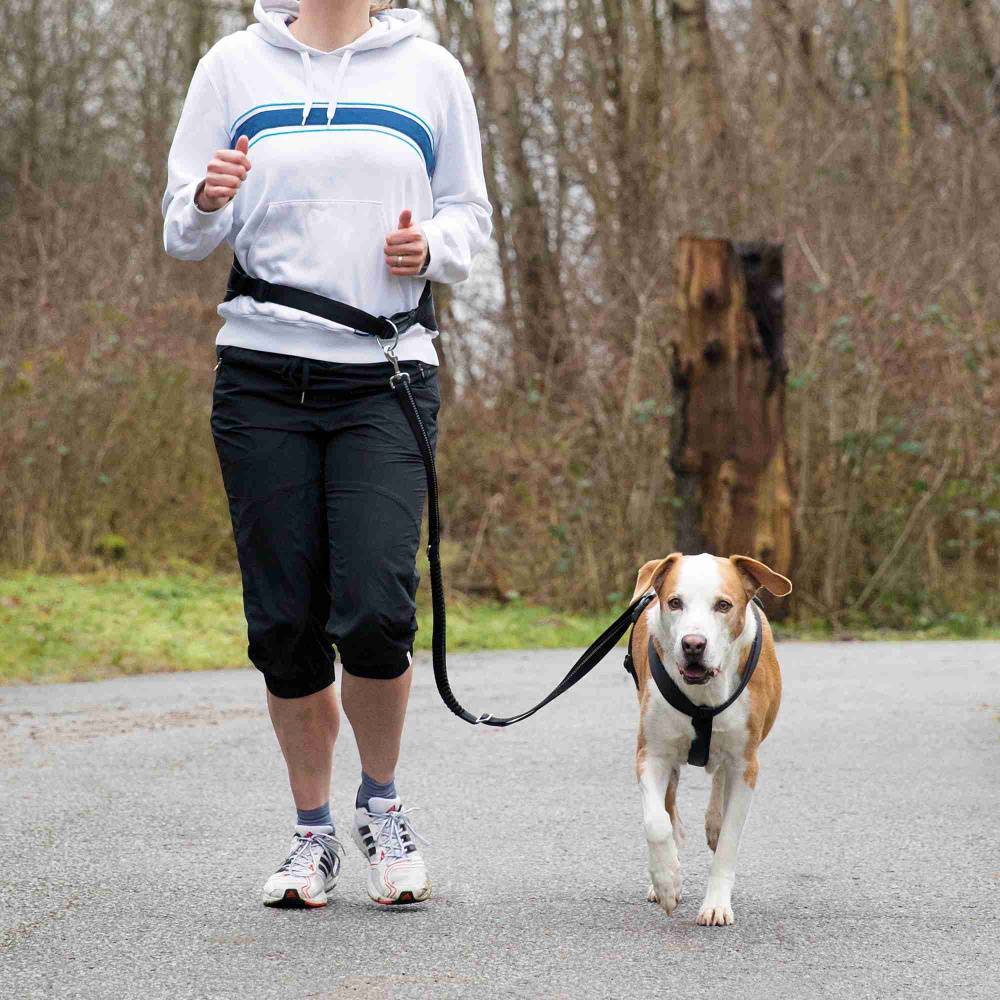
[0,572,250,684]
[0,571,617,685]
[0,572,996,685]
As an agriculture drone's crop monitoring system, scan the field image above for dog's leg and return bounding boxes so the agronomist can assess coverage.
[639,754,682,914]
[665,765,685,848]
[705,767,726,852]
[696,760,754,926]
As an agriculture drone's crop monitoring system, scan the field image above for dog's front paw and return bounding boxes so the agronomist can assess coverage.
[696,900,733,926]
[648,863,682,915]
[696,878,734,926]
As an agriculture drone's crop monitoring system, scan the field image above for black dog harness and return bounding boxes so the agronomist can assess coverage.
[623,598,765,767]
[224,257,750,731]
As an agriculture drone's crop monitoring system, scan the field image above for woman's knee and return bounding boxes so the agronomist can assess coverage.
[247,612,336,697]
[332,605,415,679]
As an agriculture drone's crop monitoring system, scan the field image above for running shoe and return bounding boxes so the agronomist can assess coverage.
[262,825,344,908]
[351,797,431,905]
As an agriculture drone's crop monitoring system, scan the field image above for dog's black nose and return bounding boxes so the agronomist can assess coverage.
[681,634,707,658]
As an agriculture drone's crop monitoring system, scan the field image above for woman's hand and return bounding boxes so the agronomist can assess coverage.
[384,209,429,276]
[195,135,252,212]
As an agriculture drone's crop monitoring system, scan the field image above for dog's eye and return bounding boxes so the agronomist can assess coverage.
[715,600,733,613]
[667,597,683,611]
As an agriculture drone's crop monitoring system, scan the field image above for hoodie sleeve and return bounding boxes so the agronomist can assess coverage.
[161,57,235,262]
[419,56,493,285]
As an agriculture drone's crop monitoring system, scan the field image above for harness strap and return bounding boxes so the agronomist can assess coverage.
[645,600,764,766]
[223,253,437,339]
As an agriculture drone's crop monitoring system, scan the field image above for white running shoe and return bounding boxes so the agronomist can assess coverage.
[351,796,431,905]
[262,825,344,908]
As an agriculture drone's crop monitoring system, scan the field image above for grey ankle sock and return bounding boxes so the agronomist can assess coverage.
[297,802,333,830]
[356,772,397,808]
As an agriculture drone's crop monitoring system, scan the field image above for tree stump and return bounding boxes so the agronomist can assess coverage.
[669,235,794,582]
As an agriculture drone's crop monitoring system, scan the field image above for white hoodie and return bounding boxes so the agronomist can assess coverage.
[161,1,493,365]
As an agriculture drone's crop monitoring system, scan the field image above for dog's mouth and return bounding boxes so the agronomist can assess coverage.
[679,661,715,685]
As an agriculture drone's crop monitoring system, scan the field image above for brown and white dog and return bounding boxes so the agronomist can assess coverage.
[629,551,792,926]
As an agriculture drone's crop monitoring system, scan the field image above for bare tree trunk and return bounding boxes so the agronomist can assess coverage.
[893,0,913,187]
[19,0,44,186]
[470,0,566,385]
[187,0,210,79]
[763,0,835,106]
[669,236,793,581]
[669,0,728,158]
[583,1,666,333]
[955,0,1000,120]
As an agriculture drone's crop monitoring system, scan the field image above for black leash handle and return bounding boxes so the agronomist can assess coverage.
[390,372,656,727]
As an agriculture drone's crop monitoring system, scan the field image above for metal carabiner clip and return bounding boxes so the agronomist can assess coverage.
[375,319,409,388]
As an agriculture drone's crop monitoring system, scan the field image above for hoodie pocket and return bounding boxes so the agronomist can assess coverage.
[246,199,395,317]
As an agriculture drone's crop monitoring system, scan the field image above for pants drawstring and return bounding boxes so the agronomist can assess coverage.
[278,357,311,403]
[299,359,310,404]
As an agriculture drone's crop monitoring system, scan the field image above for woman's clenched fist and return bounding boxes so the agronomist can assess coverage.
[195,134,251,212]
[384,208,429,276]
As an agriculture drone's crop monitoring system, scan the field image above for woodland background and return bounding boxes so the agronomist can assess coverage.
[1,0,997,633]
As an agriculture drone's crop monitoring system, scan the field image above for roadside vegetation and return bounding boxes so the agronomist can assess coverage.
[2,570,995,686]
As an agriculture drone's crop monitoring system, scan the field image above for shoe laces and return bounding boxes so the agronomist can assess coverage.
[280,831,343,878]
[365,805,429,861]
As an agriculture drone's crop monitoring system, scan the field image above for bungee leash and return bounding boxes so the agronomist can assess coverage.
[378,326,658,727]
[224,254,750,731]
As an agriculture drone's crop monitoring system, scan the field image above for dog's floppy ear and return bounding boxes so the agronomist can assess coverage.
[729,554,793,598]
[632,552,683,601]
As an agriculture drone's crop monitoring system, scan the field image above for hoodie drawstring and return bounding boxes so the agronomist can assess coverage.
[299,50,313,125]
[299,48,355,127]
[327,49,354,125]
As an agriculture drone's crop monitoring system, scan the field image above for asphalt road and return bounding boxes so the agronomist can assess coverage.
[2,641,998,1000]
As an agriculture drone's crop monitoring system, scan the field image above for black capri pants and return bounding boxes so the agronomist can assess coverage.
[210,344,440,699]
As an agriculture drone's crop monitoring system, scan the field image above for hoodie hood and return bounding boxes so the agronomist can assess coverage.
[248,1,424,125]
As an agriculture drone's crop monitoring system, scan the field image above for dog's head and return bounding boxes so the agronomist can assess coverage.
[634,552,792,685]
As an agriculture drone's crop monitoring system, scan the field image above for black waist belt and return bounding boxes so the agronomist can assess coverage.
[223,253,437,339]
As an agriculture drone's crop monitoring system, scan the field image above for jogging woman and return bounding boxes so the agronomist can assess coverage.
[161,0,492,907]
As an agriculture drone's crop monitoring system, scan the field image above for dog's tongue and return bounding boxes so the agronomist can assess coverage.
[681,663,708,682]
